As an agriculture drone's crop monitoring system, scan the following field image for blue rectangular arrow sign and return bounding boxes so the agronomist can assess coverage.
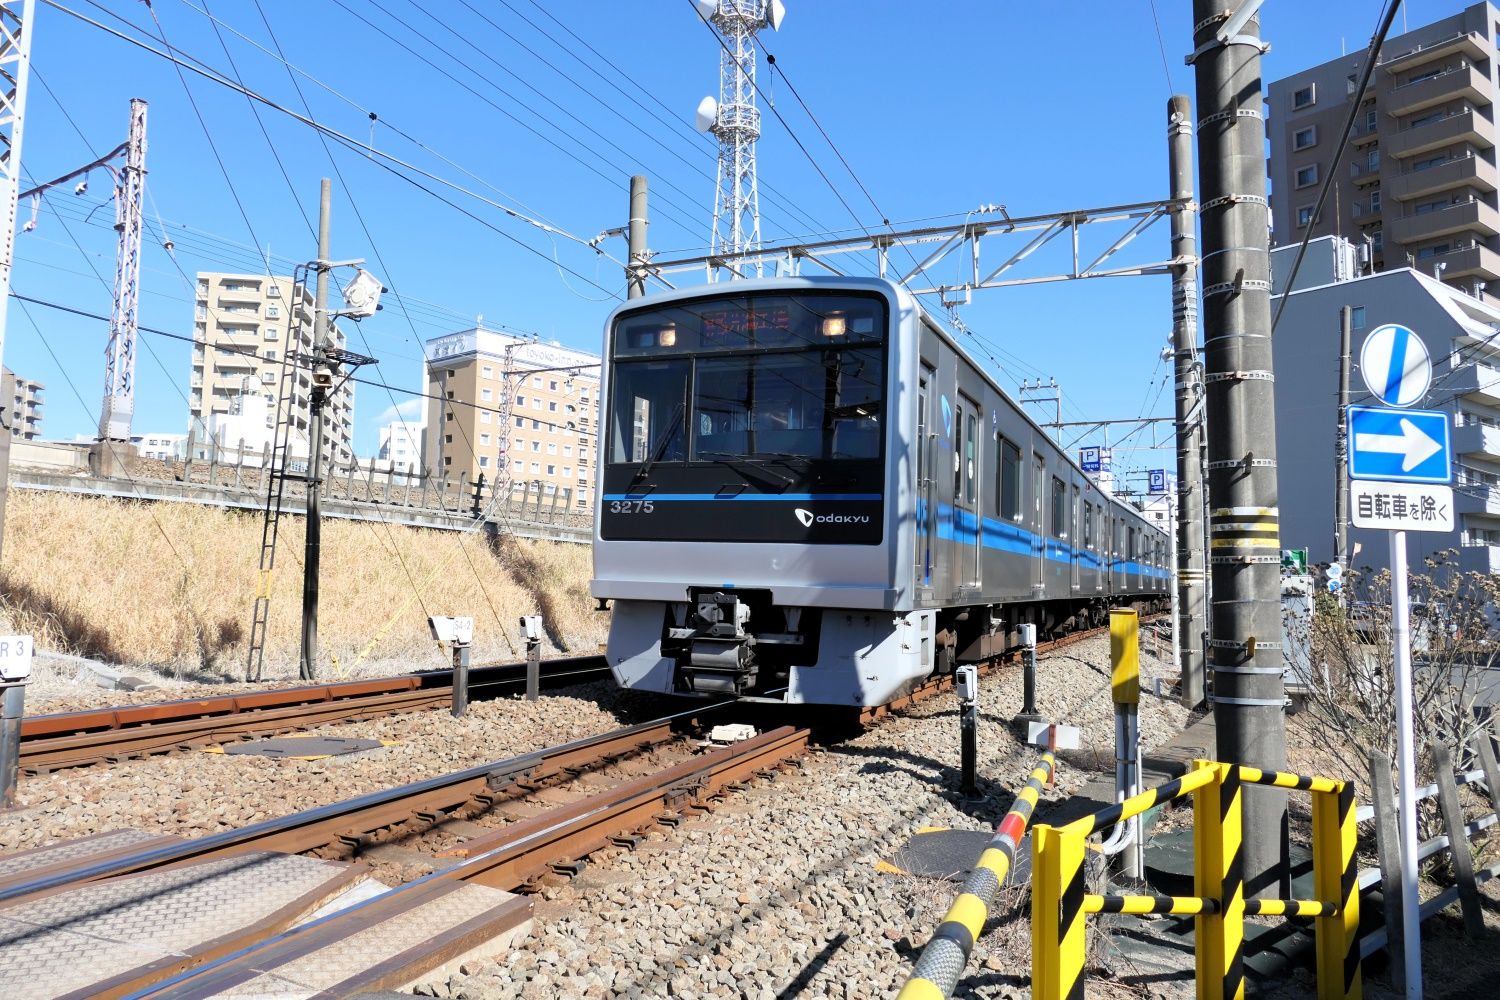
[1348,405,1451,484]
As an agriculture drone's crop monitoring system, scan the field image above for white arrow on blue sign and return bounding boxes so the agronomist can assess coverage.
[1359,323,1431,408]
[1347,404,1451,484]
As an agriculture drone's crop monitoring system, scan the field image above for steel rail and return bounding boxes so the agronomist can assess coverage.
[0,708,689,906]
[19,654,610,771]
[129,726,810,1000]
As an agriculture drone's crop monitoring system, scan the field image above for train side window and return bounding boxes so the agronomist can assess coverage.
[997,438,1021,520]
[1083,502,1093,547]
[953,402,964,497]
[1033,455,1045,532]
[1050,477,1067,538]
[964,409,977,504]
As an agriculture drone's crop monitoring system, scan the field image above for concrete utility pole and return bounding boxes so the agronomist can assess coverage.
[1334,305,1352,568]
[1190,0,1288,896]
[627,175,649,300]
[299,178,332,682]
[1167,95,1207,710]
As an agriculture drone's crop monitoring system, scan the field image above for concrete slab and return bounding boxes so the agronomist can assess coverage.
[210,883,533,998]
[0,829,183,899]
[0,851,363,999]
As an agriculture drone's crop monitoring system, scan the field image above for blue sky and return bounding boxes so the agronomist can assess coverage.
[11,0,1451,476]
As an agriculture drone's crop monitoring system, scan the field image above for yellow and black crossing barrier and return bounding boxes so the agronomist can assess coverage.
[897,752,1056,1000]
[1031,759,1361,1000]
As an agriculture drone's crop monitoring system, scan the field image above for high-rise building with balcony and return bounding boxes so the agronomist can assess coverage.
[1267,3,1500,298]
[191,272,355,465]
[422,327,600,511]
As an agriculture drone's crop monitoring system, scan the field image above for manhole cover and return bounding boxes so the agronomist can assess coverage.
[220,736,385,759]
[877,827,1033,883]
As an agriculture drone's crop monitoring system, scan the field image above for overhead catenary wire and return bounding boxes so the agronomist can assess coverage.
[502,0,833,238]
[323,0,705,239]
[50,0,630,296]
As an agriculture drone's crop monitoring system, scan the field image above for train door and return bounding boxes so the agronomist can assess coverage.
[915,369,935,596]
[958,396,980,588]
[1031,453,1046,595]
[1070,484,1081,593]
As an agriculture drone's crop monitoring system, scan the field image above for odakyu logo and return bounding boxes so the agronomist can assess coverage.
[940,395,952,438]
[794,508,869,526]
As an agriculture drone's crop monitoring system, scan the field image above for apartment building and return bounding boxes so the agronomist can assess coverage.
[1271,236,1499,576]
[191,272,355,465]
[378,418,425,474]
[1267,3,1500,298]
[2,368,42,439]
[422,327,600,510]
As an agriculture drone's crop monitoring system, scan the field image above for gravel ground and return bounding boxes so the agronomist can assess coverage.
[0,681,657,853]
[416,631,1191,999]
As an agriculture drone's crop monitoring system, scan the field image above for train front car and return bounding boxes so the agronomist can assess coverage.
[591,278,921,708]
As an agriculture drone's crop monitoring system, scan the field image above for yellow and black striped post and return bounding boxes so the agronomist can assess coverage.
[1312,780,1362,1000]
[1193,760,1245,1000]
[1031,821,1088,1000]
[899,753,1055,1000]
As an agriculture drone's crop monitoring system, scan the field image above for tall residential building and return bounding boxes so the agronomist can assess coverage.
[191,272,355,465]
[1267,3,1500,298]
[1270,236,1498,577]
[423,327,600,510]
[2,368,42,439]
[377,417,425,474]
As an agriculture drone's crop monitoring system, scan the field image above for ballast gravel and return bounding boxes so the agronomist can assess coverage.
[0,681,651,854]
[422,630,1191,1000]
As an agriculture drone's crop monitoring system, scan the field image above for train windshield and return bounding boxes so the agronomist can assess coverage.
[609,292,887,470]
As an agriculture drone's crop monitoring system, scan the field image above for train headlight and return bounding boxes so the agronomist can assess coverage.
[659,324,677,347]
[821,312,847,338]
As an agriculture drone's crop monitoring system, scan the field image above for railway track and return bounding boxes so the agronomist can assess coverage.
[1,702,809,999]
[1,613,1159,997]
[18,654,611,772]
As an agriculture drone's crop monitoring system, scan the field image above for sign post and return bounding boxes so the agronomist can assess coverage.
[1348,322,1450,1000]
[0,635,34,810]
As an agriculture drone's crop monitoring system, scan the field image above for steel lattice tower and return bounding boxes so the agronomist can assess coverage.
[0,0,35,378]
[699,0,782,277]
[99,98,146,441]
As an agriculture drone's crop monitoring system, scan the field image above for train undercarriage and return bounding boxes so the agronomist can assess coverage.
[606,589,1170,707]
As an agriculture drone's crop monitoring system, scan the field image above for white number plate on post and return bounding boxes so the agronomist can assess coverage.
[0,635,33,681]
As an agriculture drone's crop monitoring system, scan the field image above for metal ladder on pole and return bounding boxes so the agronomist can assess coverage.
[246,282,309,681]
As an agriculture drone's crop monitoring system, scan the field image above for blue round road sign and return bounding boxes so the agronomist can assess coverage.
[1359,324,1431,408]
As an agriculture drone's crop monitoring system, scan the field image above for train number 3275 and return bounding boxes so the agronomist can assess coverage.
[608,500,655,514]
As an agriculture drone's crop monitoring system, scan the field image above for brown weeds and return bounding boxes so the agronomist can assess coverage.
[0,491,605,679]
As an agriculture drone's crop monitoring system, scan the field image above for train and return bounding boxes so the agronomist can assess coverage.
[589,276,1170,708]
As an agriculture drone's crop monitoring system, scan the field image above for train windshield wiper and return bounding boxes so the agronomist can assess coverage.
[696,450,795,491]
[631,402,685,484]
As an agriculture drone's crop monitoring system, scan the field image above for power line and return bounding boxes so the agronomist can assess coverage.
[50,0,627,290]
[1272,0,1403,332]
[503,0,831,238]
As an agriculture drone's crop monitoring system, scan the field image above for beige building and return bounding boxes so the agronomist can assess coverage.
[1268,3,1500,297]
[2,368,42,439]
[423,327,600,510]
[191,272,355,464]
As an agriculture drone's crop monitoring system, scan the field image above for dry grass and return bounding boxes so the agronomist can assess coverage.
[0,490,605,679]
